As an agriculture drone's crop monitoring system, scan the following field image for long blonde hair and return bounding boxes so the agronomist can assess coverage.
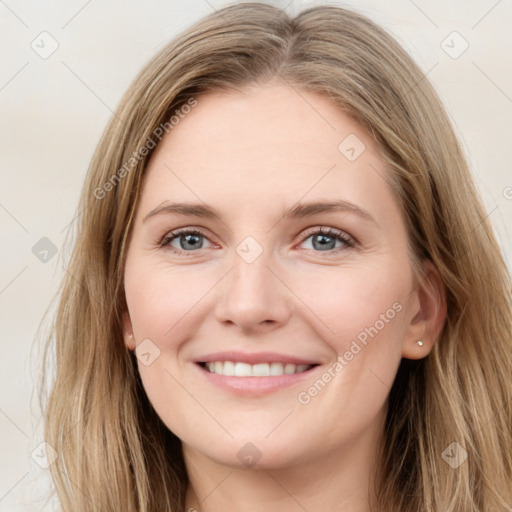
[40,2,512,510]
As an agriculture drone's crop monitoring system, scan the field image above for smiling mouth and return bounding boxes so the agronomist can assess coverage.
[197,361,318,377]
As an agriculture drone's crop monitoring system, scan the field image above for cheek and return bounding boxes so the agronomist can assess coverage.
[293,261,409,349]
[123,258,211,436]
[293,262,408,404]
[124,258,215,341]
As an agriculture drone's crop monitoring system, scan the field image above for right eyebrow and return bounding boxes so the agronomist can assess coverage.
[143,202,220,223]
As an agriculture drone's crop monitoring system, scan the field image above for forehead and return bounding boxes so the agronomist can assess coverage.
[150,82,375,170]
[138,82,399,227]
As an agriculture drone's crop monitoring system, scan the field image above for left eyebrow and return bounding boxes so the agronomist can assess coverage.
[282,200,378,226]
[142,199,378,227]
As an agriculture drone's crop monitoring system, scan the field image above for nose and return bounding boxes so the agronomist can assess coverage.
[214,250,292,334]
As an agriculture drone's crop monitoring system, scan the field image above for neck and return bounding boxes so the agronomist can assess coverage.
[183,411,385,512]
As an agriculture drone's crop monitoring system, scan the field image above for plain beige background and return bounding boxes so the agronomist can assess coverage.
[1,0,511,509]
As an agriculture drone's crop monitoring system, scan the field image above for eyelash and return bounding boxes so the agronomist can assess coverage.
[159,226,356,257]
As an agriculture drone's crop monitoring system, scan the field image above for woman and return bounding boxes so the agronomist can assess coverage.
[41,2,512,511]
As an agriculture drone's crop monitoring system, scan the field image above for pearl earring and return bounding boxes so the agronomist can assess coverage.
[128,333,134,339]
[417,340,424,347]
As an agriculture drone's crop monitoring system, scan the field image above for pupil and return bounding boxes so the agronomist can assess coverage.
[313,234,335,251]
[182,234,202,250]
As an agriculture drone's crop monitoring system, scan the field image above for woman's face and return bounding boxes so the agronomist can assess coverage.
[123,81,436,470]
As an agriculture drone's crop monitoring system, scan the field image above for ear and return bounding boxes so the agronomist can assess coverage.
[402,259,447,360]
[122,310,136,351]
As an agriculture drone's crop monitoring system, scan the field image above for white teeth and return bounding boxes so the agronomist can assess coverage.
[234,362,252,377]
[203,361,313,376]
[269,362,283,376]
[284,363,298,374]
[222,361,235,376]
[252,363,270,376]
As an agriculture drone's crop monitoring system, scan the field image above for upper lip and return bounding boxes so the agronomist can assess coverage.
[195,351,320,366]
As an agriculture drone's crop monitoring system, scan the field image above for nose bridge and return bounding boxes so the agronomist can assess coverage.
[214,239,291,330]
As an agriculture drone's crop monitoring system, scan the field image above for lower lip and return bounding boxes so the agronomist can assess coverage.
[194,363,320,396]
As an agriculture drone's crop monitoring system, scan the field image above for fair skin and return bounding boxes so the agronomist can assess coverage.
[122,80,446,512]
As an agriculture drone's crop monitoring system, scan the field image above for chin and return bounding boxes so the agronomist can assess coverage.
[187,434,308,471]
